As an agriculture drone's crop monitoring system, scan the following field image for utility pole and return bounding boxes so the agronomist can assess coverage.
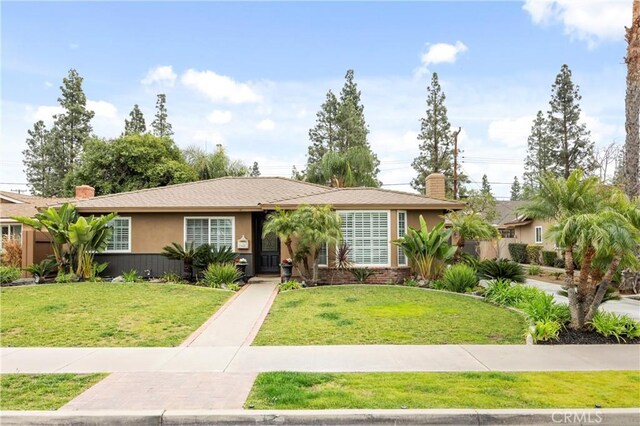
[452,127,461,200]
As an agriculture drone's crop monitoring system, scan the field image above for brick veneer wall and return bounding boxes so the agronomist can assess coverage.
[318,267,412,285]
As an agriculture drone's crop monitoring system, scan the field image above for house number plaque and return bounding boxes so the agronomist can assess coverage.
[237,235,249,250]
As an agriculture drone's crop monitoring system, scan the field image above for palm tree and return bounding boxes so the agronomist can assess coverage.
[262,208,300,262]
[160,242,198,280]
[295,205,342,285]
[446,211,498,260]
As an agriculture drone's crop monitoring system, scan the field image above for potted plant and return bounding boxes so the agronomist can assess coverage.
[280,258,293,282]
[235,257,249,284]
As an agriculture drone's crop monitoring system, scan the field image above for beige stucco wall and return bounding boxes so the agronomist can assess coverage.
[515,218,555,251]
[122,212,253,254]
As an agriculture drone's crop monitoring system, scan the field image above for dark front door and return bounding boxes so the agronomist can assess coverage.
[255,213,280,274]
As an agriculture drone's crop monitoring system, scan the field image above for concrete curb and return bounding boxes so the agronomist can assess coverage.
[1,408,638,425]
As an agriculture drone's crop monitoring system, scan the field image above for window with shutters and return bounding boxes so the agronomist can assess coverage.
[105,218,131,252]
[318,243,328,266]
[338,211,390,266]
[534,226,543,244]
[184,217,235,250]
[397,211,407,266]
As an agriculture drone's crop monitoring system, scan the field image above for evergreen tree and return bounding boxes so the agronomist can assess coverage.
[249,161,261,177]
[481,174,492,196]
[510,176,522,201]
[547,65,595,178]
[524,110,554,189]
[151,94,173,138]
[306,90,340,170]
[22,121,55,196]
[49,69,95,195]
[124,104,146,135]
[411,72,466,195]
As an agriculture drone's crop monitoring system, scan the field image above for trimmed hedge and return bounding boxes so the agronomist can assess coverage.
[553,258,565,269]
[508,243,528,264]
[542,251,557,267]
[526,245,542,265]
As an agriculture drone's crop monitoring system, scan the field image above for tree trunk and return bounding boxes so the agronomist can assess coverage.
[183,260,192,281]
[455,235,465,261]
[585,257,621,324]
[563,246,583,330]
[624,1,640,197]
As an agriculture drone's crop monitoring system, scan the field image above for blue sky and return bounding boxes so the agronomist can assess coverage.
[1,1,632,197]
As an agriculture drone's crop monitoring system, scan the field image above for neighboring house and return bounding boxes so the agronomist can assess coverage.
[478,200,556,260]
[0,191,75,272]
[70,174,463,283]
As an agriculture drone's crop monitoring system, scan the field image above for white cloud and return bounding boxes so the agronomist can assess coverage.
[30,105,64,123]
[69,43,79,50]
[487,115,534,148]
[256,119,275,130]
[523,0,631,47]
[28,100,118,124]
[415,41,468,78]
[44,81,53,88]
[207,110,232,125]
[87,100,118,119]
[141,65,177,86]
[181,69,261,104]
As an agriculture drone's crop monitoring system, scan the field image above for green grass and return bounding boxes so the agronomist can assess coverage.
[253,286,527,345]
[246,371,640,409]
[0,283,232,347]
[0,374,107,410]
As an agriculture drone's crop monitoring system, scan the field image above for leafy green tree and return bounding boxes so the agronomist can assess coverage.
[306,147,378,188]
[411,72,465,196]
[23,121,55,196]
[524,111,554,190]
[64,134,196,195]
[124,104,146,135]
[151,94,173,138]
[464,190,498,222]
[547,65,595,178]
[183,145,248,180]
[49,69,95,195]
[249,161,261,177]
[510,176,522,201]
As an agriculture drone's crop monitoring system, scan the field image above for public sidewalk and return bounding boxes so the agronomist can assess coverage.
[525,278,640,320]
[2,344,639,374]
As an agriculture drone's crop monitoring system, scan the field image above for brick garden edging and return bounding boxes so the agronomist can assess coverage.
[317,267,412,285]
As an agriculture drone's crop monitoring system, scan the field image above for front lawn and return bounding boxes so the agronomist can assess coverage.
[246,371,640,409]
[0,283,232,347]
[253,285,527,345]
[0,374,106,410]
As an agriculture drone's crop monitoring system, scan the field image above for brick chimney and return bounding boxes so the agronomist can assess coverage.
[75,185,95,199]
[425,173,446,200]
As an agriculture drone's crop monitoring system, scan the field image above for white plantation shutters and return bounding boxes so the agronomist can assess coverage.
[339,211,389,266]
[185,217,234,250]
[397,211,407,266]
[318,243,328,266]
[106,218,130,252]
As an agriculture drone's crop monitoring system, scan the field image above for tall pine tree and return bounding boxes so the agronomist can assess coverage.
[49,69,95,195]
[510,176,522,201]
[249,161,261,177]
[306,90,340,170]
[481,174,492,196]
[547,64,595,178]
[523,110,554,189]
[151,94,173,138]
[22,121,55,196]
[124,104,146,135]
[411,72,465,195]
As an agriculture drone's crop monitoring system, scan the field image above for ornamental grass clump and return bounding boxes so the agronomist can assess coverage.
[439,264,478,293]
[0,265,21,284]
[477,259,525,283]
[202,263,241,288]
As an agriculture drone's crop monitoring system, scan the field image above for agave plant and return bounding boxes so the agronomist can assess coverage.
[393,216,457,281]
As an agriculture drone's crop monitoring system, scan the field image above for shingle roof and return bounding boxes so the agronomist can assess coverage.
[71,177,464,212]
[493,200,528,226]
[0,193,75,220]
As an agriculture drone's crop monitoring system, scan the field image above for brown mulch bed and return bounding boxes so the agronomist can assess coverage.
[538,328,640,345]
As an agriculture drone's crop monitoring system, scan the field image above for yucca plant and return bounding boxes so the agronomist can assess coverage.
[393,217,457,281]
[477,258,526,283]
[440,264,478,293]
[202,263,241,288]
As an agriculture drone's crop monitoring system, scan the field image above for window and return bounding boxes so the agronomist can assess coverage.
[318,243,328,266]
[500,228,515,239]
[105,218,131,252]
[339,211,389,266]
[397,211,407,266]
[535,226,543,244]
[0,224,22,252]
[185,217,234,250]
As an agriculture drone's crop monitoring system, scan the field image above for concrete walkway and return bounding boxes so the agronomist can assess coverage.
[184,280,278,347]
[526,278,640,321]
[2,344,639,374]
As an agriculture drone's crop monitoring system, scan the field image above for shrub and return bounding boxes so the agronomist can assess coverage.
[484,279,545,307]
[542,251,557,267]
[508,243,528,263]
[89,262,108,281]
[553,258,565,269]
[202,263,240,288]
[402,278,420,287]
[526,245,542,265]
[0,265,21,284]
[351,268,374,284]
[24,258,57,282]
[54,272,75,283]
[528,265,541,276]
[520,292,570,323]
[160,272,184,283]
[122,269,142,283]
[440,264,478,293]
[477,259,525,283]
[193,244,236,270]
[226,283,241,292]
[279,280,303,292]
[1,237,22,267]
[530,320,562,343]
[591,311,640,342]
[551,271,563,280]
